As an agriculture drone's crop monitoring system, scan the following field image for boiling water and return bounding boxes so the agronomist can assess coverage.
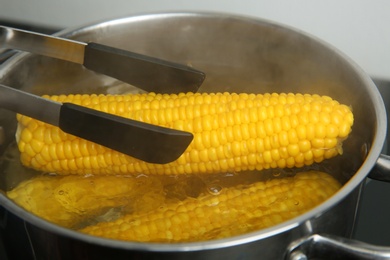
[0,137,362,235]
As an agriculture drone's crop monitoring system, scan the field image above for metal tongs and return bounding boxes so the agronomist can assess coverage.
[0,25,205,93]
[0,26,206,164]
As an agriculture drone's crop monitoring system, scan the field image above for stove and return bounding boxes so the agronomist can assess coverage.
[0,21,390,259]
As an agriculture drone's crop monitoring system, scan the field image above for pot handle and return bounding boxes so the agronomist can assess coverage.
[284,155,390,259]
[369,154,390,182]
[286,234,390,260]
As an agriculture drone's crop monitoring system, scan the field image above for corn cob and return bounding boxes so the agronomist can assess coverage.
[7,174,164,228]
[16,92,354,175]
[79,171,341,242]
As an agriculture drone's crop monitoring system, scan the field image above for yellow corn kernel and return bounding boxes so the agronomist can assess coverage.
[16,92,354,175]
[7,174,164,228]
[79,171,341,242]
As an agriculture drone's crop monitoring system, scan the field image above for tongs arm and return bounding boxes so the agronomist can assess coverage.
[0,25,205,93]
[0,84,193,164]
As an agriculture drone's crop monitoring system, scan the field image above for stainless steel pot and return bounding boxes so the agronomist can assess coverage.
[0,12,388,260]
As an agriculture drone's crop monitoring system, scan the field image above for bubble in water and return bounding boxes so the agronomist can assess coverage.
[58,190,64,195]
[272,172,281,177]
[225,172,236,177]
[208,185,222,195]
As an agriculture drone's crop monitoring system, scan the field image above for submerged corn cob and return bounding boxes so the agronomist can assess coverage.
[16,92,354,175]
[79,171,341,242]
[7,174,164,228]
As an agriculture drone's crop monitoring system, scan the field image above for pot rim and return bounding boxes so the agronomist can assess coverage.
[0,11,386,252]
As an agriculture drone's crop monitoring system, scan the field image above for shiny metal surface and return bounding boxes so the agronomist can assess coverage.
[0,12,387,259]
[0,25,86,64]
[287,234,390,260]
[369,154,390,182]
[0,84,61,126]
